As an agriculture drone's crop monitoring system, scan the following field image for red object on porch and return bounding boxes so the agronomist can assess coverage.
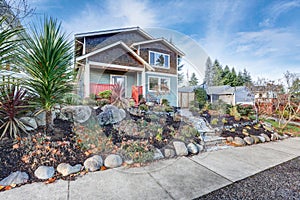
[90,83,115,95]
[132,86,143,105]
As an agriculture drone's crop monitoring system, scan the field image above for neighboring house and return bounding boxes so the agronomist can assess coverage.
[74,27,184,106]
[205,85,254,105]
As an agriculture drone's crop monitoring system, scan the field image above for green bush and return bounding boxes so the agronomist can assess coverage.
[139,104,148,111]
[98,90,112,99]
[62,93,82,105]
[211,118,219,125]
[161,98,169,106]
[164,106,173,112]
[194,88,207,109]
[96,99,110,107]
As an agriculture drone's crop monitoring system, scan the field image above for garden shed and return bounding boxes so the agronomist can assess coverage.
[178,86,199,108]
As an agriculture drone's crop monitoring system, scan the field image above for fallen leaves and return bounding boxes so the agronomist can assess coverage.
[12,143,19,149]
[45,177,56,184]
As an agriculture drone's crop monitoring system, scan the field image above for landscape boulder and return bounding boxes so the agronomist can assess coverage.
[187,143,199,154]
[98,105,126,126]
[153,148,164,160]
[57,163,82,176]
[0,171,29,186]
[244,136,254,145]
[260,133,270,142]
[61,105,92,123]
[233,137,246,146]
[20,117,38,131]
[34,166,55,180]
[104,154,123,168]
[173,141,188,156]
[84,155,103,172]
[164,148,176,158]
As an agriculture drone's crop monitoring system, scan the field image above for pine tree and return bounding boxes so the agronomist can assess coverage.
[242,68,252,84]
[204,57,213,86]
[222,65,231,85]
[231,68,238,86]
[212,60,223,86]
[177,57,184,85]
[189,72,199,86]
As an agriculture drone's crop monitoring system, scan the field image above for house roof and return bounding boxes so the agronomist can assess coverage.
[206,85,235,95]
[131,38,185,56]
[75,41,155,71]
[178,85,200,93]
[74,26,153,40]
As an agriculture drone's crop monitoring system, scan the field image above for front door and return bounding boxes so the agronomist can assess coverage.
[111,75,126,97]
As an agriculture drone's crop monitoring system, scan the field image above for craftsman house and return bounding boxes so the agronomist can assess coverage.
[74,27,184,106]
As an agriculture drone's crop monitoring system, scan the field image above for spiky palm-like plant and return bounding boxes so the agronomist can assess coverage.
[19,17,74,133]
[0,17,23,69]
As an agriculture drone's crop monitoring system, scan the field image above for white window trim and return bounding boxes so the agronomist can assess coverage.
[148,76,171,93]
[148,50,170,69]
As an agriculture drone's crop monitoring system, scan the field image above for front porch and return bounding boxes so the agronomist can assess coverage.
[90,83,143,104]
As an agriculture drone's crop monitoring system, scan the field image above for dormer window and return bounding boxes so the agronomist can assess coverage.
[149,51,170,68]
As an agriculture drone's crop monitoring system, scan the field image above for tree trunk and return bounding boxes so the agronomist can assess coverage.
[45,110,53,134]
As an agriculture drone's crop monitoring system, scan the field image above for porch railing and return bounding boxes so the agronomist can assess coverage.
[90,83,115,95]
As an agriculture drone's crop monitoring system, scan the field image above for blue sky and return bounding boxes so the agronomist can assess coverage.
[26,0,300,82]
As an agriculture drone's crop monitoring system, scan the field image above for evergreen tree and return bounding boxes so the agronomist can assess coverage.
[231,68,238,86]
[204,57,213,86]
[236,71,244,86]
[177,57,184,85]
[189,72,199,86]
[222,65,231,85]
[242,68,252,84]
[212,59,223,86]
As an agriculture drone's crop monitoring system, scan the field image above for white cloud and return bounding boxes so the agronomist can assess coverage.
[62,0,157,35]
[259,0,300,27]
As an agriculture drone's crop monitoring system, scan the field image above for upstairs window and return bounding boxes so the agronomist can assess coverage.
[149,51,170,68]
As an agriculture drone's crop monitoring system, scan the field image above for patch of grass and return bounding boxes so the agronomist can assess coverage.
[262,119,300,136]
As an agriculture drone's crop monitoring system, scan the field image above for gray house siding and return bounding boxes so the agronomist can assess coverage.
[89,46,144,68]
[139,42,177,75]
[85,31,149,54]
[145,73,177,106]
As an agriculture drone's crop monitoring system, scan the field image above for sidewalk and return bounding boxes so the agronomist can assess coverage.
[1,137,299,200]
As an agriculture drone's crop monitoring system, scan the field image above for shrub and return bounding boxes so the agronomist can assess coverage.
[211,118,219,125]
[161,98,169,106]
[194,87,207,109]
[96,99,110,108]
[229,106,241,121]
[139,104,148,111]
[98,90,112,99]
[121,140,154,163]
[62,93,81,105]
[164,106,173,112]
[0,83,29,139]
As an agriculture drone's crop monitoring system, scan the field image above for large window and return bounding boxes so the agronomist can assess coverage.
[148,76,170,92]
[149,51,170,68]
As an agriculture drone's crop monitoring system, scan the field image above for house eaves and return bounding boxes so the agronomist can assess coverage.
[75,41,155,71]
[131,38,185,56]
[74,26,153,40]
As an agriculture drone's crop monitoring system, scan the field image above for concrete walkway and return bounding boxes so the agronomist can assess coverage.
[1,137,299,200]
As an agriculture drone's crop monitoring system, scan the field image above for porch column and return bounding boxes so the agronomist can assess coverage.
[142,70,146,98]
[83,60,90,98]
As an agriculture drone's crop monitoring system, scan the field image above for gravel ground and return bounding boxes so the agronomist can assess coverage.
[197,156,300,200]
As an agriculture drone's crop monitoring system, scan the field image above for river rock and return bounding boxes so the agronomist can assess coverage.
[173,141,188,156]
[187,143,199,154]
[20,117,38,131]
[260,133,270,142]
[57,163,82,176]
[98,105,126,126]
[233,137,246,146]
[257,136,266,143]
[244,136,254,145]
[164,148,176,158]
[104,154,123,168]
[61,105,92,123]
[84,155,103,172]
[0,171,29,186]
[250,135,260,144]
[34,166,54,180]
[226,136,233,142]
[153,148,164,160]
[196,144,204,152]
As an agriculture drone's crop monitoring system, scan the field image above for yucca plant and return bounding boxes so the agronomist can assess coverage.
[111,83,129,109]
[0,82,28,139]
[0,17,23,69]
[18,17,74,133]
